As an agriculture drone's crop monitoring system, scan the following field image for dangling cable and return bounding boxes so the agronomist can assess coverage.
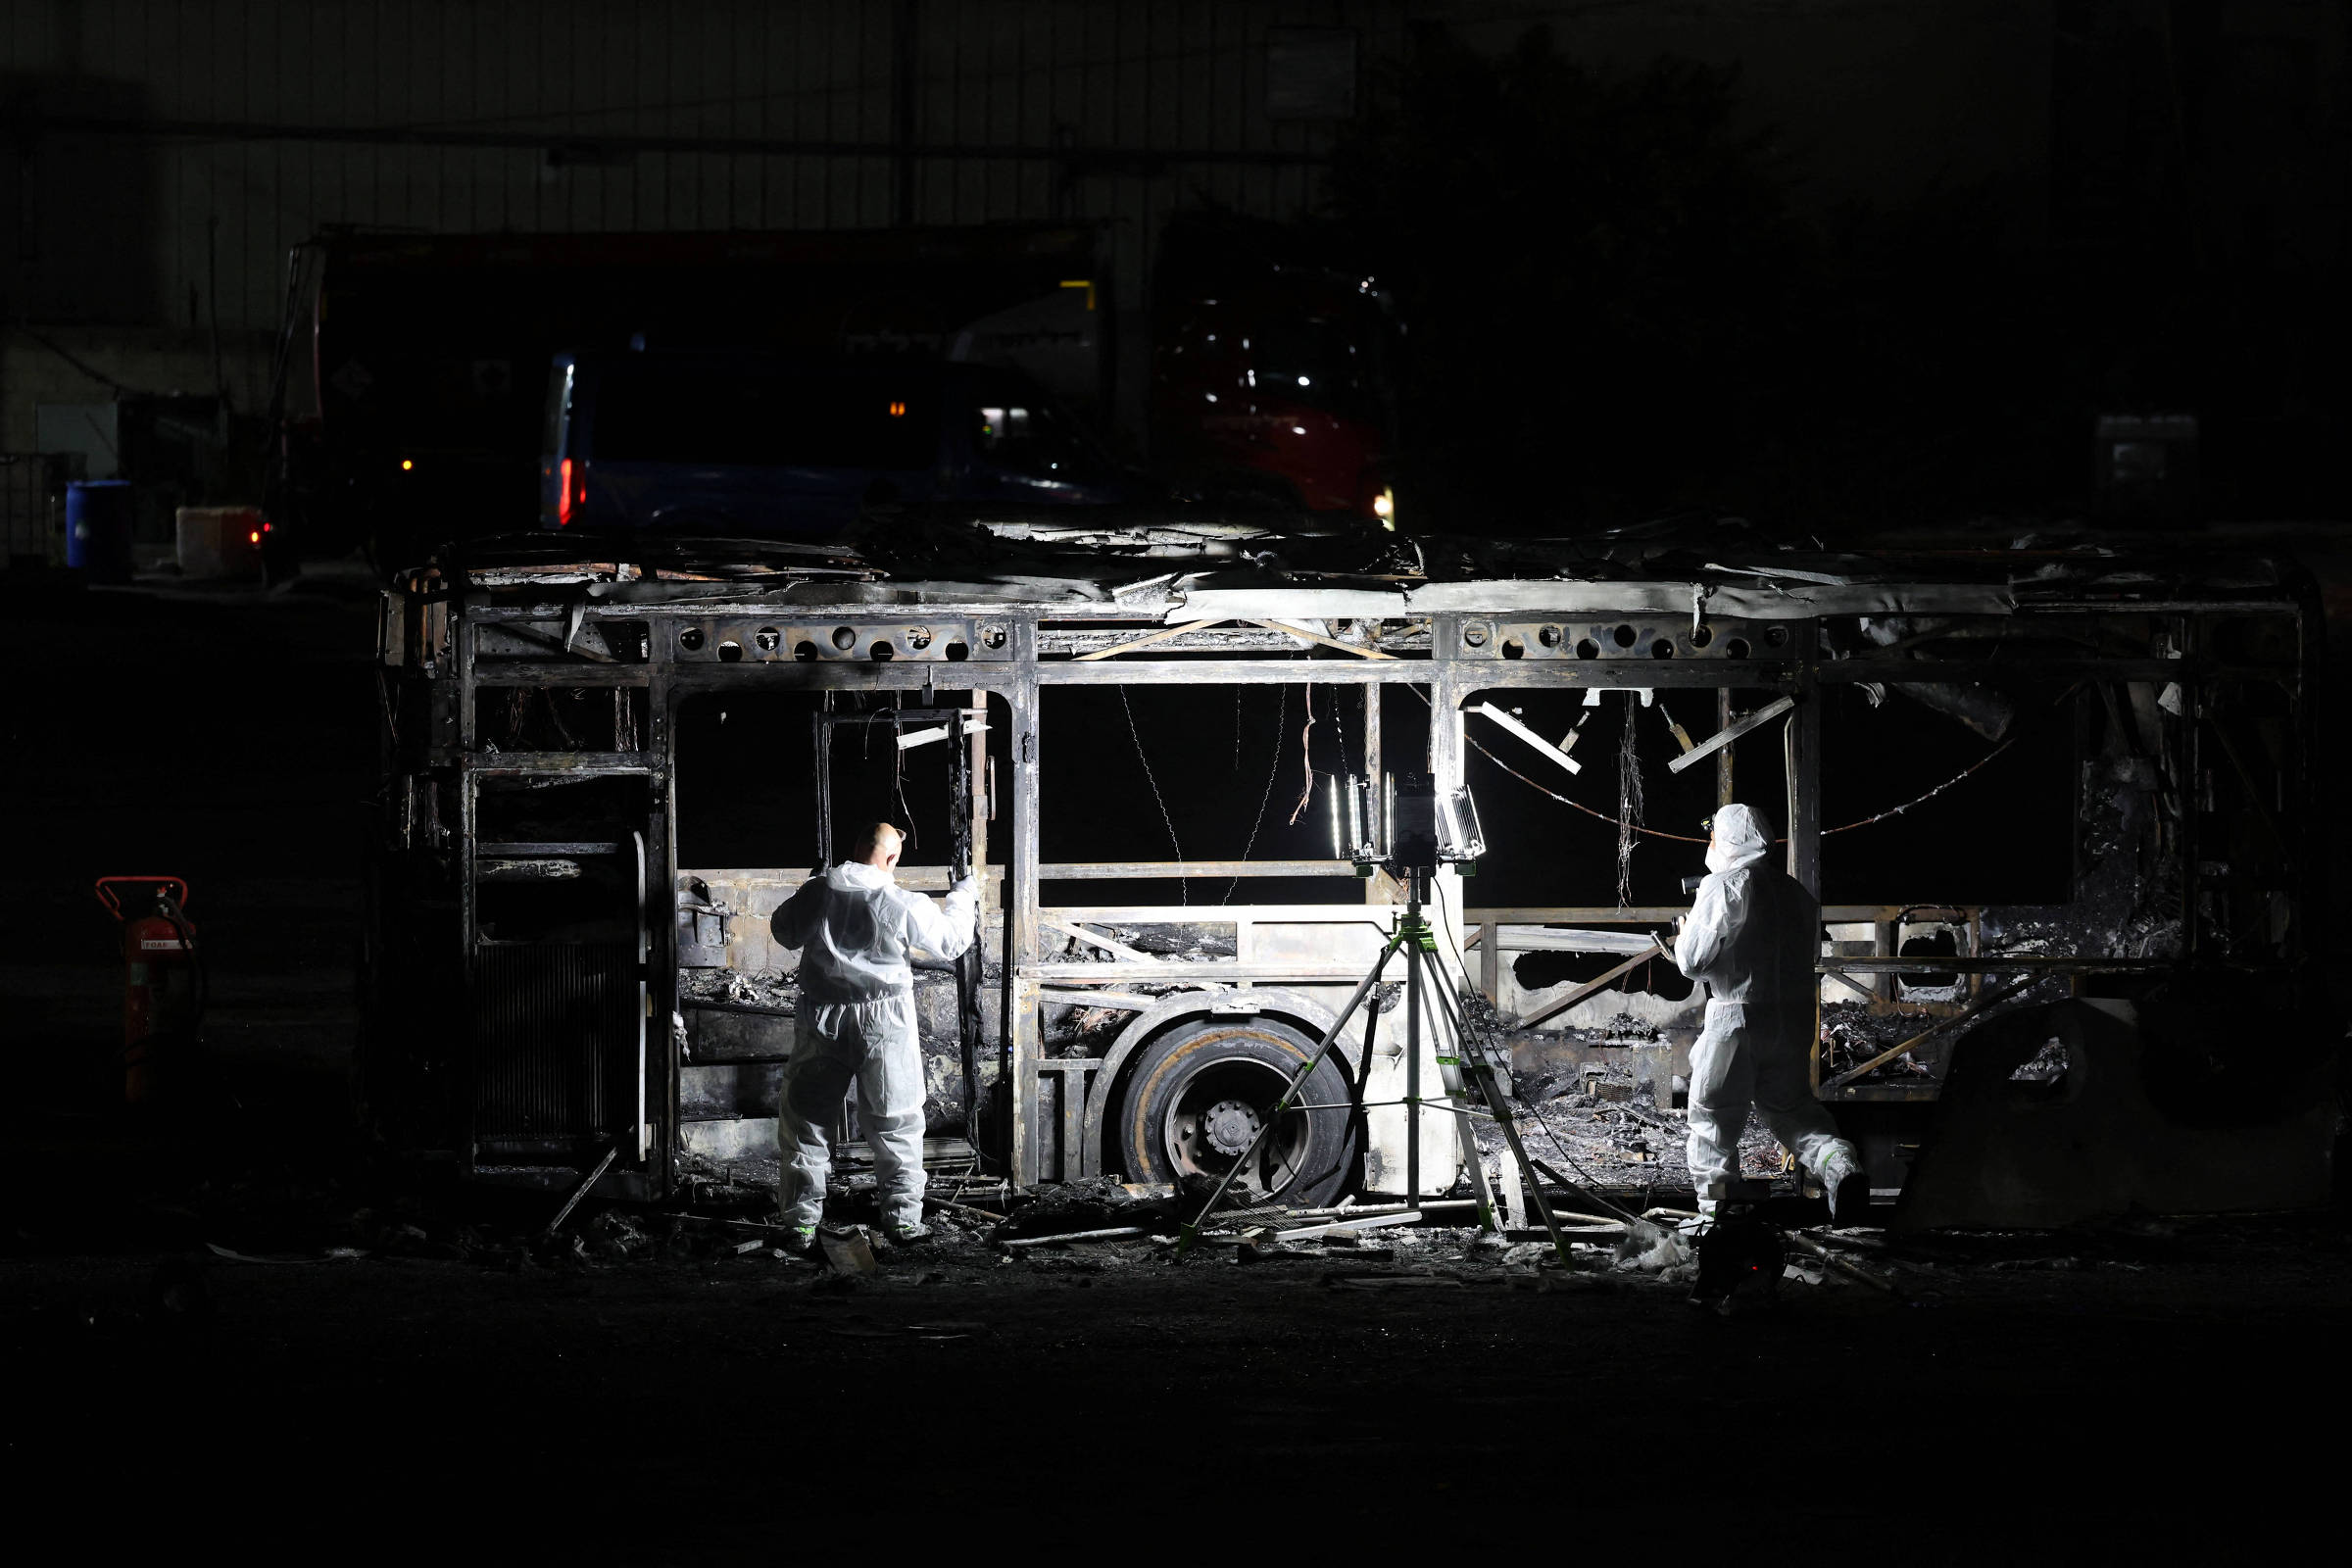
[1286,686,1320,827]
[1119,686,1186,907]
[1615,695,1645,906]
[1225,684,1288,905]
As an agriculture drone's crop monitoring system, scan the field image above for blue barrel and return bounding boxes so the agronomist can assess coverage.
[67,480,135,582]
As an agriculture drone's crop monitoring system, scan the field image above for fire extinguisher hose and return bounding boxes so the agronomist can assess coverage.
[156,893,208,1043]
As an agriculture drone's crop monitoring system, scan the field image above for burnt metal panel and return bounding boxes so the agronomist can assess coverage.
[471,941,637,1140]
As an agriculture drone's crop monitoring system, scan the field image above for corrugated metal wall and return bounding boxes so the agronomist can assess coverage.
[22,2,2256,343]
[4,0,1420,336]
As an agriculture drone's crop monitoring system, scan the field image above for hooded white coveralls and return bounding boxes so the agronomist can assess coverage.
[1671,804,1861,1204]
[769,862,978,1230]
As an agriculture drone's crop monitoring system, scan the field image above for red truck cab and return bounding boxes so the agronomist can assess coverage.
[1150,264,1396,523]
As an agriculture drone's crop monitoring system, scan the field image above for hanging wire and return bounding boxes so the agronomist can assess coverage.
[1285,686,1320,826]
[1614,694,1644,906]
[1819,738,2018,836]
[1119,686,1186,907]
[1417,687,2027,844]
[1224,684,1288,905]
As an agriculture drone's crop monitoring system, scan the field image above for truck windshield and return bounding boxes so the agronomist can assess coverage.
[970,398,1117,486]
[1251,318,1379,421]
[593,361,938,469]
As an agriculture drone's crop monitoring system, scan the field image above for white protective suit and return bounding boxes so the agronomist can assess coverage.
[1671,804,1862,1206]
[769,861,979,1230]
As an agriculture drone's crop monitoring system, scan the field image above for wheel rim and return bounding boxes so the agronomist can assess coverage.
[1160,1053,1314,1199]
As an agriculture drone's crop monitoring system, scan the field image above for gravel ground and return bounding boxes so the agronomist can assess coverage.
[8,1188,2346,1560]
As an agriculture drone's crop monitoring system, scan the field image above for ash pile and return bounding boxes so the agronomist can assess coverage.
[1481,1008,1796,1203]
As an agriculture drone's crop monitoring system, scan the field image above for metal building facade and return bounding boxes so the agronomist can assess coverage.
[4,0,1409,339]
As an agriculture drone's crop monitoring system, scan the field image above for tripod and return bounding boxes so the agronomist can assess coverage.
[1175,868,1579,1263]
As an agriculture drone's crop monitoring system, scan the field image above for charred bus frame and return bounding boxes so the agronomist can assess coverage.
[367,545,2315,1204]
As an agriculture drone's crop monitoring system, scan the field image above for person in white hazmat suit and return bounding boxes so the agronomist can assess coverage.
[768,822,978,1250]
[1671,803,1870,1223]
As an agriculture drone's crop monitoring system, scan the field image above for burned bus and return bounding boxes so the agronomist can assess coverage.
[361,522,2332,1226]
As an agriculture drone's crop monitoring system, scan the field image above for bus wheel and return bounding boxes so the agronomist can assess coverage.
[1109,1017,1357,1207]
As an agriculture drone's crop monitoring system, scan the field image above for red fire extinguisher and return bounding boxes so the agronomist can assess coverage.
[96,876,203,1102]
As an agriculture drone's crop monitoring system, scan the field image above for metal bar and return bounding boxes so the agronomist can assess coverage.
[458,613,480,1179]
[1071,618,1222,662]
[1043,660,1404,686]
[1465,927,1663,954]
[467,664,655,688]
[1819,956,2172,973]
[1039,658,1820,689]
[680,997,796,1018]
[1265,1209,1428,1242]
[1821,972,2047,1090]
[1459,905,1694,923]
[1363,681,1385,908]
[666,664,1020,692]
[1046,627,1312,656]
[1001,1226,1151,1249]
[544,1143,620,1236]
[1667,696,1795,774]
[2203,712,2288,854]
[1039,1059,1096,1180]
[813,707,835,865]
[1716,688,1736,807]
[649,655,677,1200]
[466,752,657,774]
[1406,896,1423,1205]
[2180,658,2201,962]
[1034,989,1161,1010]
[949,698,984,1147]
[672,866,1361,890]
[1821,966,1883,1004]
[1467,905,1971,923]
[1789,627,1822,897]
[1469,702,1583,775]
[1038,914,1154,961]
[1008,628,1043,1186]
[1512,939,1670,1029]
[1041,905,1377,924]
[634,830,648,1164]
[491,622,618,664]
[1814,658,2278,682]
[1241,618,1398,660]
[1027,962,1371,981]
[1040,858,1358,880]
[1783,1230,1903,1295]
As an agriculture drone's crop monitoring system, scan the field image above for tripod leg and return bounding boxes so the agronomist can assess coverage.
[1415,944,1500,1231]
[1174,933,1403,1255]
[1434,983,1579,1265]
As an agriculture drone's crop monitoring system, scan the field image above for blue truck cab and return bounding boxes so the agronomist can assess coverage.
[539,351,1133,536]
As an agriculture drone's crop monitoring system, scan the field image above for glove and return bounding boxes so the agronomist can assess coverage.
[951,876,978,898]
